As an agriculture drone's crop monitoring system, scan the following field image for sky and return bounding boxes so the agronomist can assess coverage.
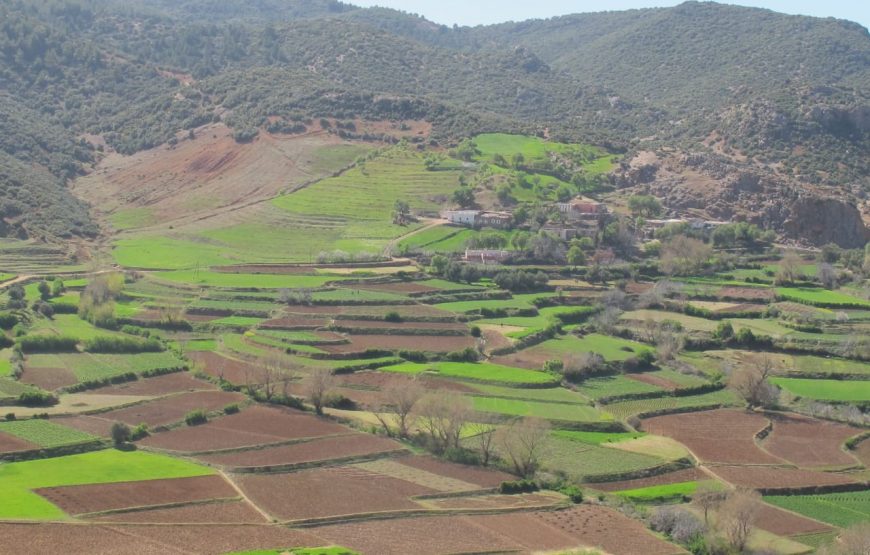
[350,1,870,29]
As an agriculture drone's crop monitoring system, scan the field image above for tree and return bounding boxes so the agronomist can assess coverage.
[37,281,51,300]
[692,482,725,525]
[567,245,586,268]
[414,392,473,453]
[628,194,663,218]
[110,421,131,446]
[713,320,734,342]
[719,488,761,552]
[818,523,870,555]
[392,199,411,225]
[468,415,498,466]
[730,355,779,409]
[497,417,550,477]
[511,152,525,170]
[429,254,448,275]
[817,262,838,289]
[375,378,425,437]
[306,368,335,415]
[660,235,712,276]
[452,186,475,208]
[775,251,803,284]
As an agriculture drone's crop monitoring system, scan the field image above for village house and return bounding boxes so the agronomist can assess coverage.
[444,210,481,226]
[556,197,609,221]
[464,249,512,264]
[444,210,513,229]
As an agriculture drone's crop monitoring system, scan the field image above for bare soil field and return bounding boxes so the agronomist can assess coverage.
[89,500,266,524]
[717,287,775,301]
[54,415,115,437]
[321,333,473,354]
[642,409,785,464]
[286,304,456,319]
[188,351,261,384]
[0,523,188,554]
[465,512,588,552]
[235,465,432,521]
[0,430,37,453]
[396,454,513,488]
[709,465,861,490]
[755,503,833,536]
[99,390,246,427]
[353,459,482,493]
[108,524,325,555]
[763,412,862,468]
[424,491,565,510]
[531,505,685,555]
[196,433,402,469]
[588,467,709,492]
[140,405,347,452]
[35,475,237,515]
[854,438,870,467]
[313,514,523,555]
[95,372,216,396]
[20,366,78,390]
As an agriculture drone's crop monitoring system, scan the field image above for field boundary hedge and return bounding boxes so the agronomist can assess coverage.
[581,458,694,484]
[0,438,106,462]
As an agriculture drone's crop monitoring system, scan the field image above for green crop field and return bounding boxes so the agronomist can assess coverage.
[113,236,243,270]
[552,430,645,445]
[530,434,666,481]
[645,368,710,388]
[155,270,337,289]
[620,310,718,332]
[770,377,870,402]
[311,288,407,302]
[0,349,12,377]
[26,352,185,383]
[468,383,589,403]
[776,287,870,308]
[191,299,278,312]
[576,375,663,400]
[0,419,97,448]
[616,481,701,502]
[30,314,124,341]
[473,134,615,174]
[525,334,652,363]
[471,396,606,422]
[211,316,267,327]
[603,389,739,420]
[0,449,214,519]
[380,361,557,385]
[764,491,870,528]
[789,355,870,377]
[435,293,554,313]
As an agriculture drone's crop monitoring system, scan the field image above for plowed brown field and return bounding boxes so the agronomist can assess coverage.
[321,333,473,354]
[88,500,267,524]
[755,503,833,536]
[94,372,216,396]
[763,412,862,468]
[396,455,513,488]
[588,467,709,492]
[0,430,37,454]
[709,465,861,491]
[99,391,246,427]
[19,366,78,391]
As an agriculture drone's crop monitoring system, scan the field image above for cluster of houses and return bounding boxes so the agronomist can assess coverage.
[443,210,513,229]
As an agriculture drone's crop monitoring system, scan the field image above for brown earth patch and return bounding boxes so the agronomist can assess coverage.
[0,430,38,454]
[531,505,685,554]
[260,316,328,330]
[321,333,473,354]
[717,303,766,314]
[196,433,403,469]
[107,524,324,555]
[763,412,862,468]
[627,372,679,391]
[755,503,833,536]
[313,514,523,555]
[99,390,246,427]
[642,409,784,465]
[20,366,78,391]
[188,351,261,385]
[93,372,216,396]
[624,281,654,295]
[0,523,187,554]
[330,319,465,331]
[35,475,237,515]
[492,349,553,371]
[709,465,861,490]
[464,512,584,552]
[717,287,775,301]
[285,304,455,319]
[88,500,267,524]
[480,327,514,353]
[235,465,432,521]
[424,491,563,510]
[396,455,513,488]
[139,405,347,452]
[853,437,870,467]
[54,415,115,437]
[588,467,709,492]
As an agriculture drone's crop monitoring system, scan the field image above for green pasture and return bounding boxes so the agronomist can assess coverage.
[154,270,336,289]
[576,375,663,401]
[616,481,701,502]
[604,388,739,420]
[468,383,588,403]
[436,293,553,313]
[532,434,666,481]
[527,333,652,363]
[0,449,214,520]
[471,396,606,422]
[770,377,870,402]
[776,287,870,308]
[764,491,870,528]
[0,419,97,448]
[29,314,125,341]
[380,361,557,385]
[552,429,645,445]
[26,352,185,383]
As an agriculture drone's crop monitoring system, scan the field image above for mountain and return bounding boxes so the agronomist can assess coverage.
[0,0,866,243]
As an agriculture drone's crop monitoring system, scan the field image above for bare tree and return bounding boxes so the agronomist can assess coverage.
[719,488,761,552]
[467,414,499,466]
[818,262,838,289]
[259,355,287,402]
[775,251,803,285]
[414,393,473,453]
[660,236,713,276]
[655,330,685,363]
[561,352,604,382]
[374,378,425,437]
[818,522,870,555]
[729,356,780,409]
[692,482,726,525]
[306,368,336,415]
[497,417,550,478]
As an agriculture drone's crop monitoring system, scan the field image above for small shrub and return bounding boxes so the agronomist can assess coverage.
[84,336,163,354]
[384,311,403,323]
[17,335,78,353]
[130,423,150,441]
[5,413,15,421]
[499,479,539,494]
[223,403,240,415]
[543,359,564,373]
[110,422,131,445]
[469,325,482,338]
[0,312,18,329]
[185,409,208,426]
[18,390,58,407]
[561,485,583,503]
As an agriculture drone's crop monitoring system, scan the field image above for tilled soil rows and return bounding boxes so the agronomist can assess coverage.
[94,372,216,396]
[755,503,833,536]
[35,475,238,515]
[0,430,37,454]
[188,351,261,385]
[235,465,433,521]
[196,433,403,469]
[19,366,78,391]
[763,412,862,468]
[396,455,513,488]
[710,465,862,491]
[321,333,473,354]
[88,500,267,524]
[642,409,784,464]
[99,390,246,427]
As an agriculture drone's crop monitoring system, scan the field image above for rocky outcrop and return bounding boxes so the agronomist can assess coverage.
[781,196,868,249]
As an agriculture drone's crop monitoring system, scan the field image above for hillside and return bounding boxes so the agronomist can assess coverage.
[0,0,866,245]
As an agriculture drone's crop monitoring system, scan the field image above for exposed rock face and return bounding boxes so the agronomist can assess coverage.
[614,151,869,248]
